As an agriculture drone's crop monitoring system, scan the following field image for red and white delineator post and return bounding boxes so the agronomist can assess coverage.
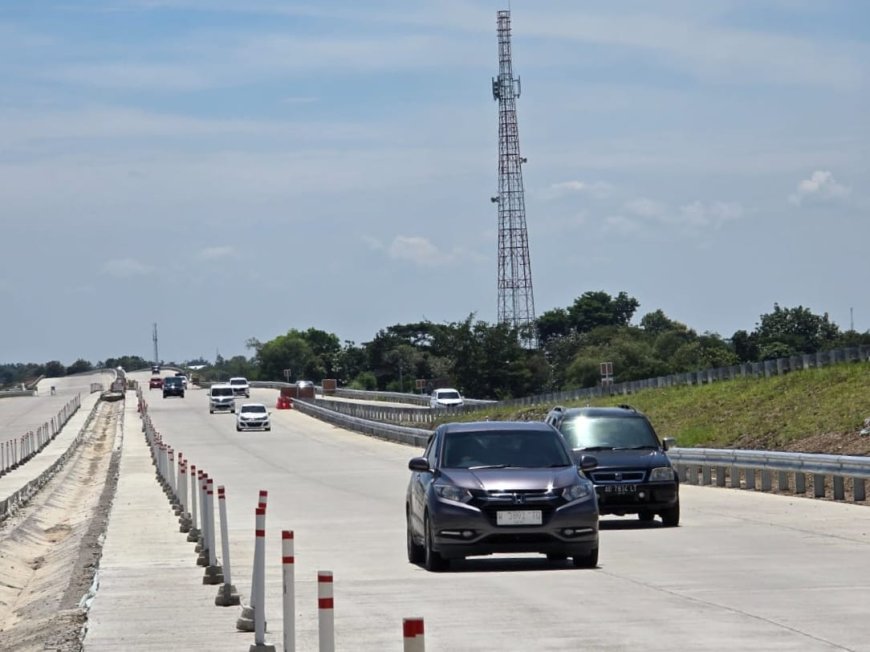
[186,463,199,542]
[282,531,295,652]
[247,507,276,652]
[214,485,240,605]
[318,571,334,652]
[403,618,425,652]
[203,476,224,584]
[237,490,269,632]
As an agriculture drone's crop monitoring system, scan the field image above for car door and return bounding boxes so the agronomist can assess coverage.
[410,431,439,536]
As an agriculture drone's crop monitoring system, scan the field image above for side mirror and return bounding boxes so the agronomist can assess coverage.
[662,437,676,451]
[408,457,431,472]
[577,454,598,471]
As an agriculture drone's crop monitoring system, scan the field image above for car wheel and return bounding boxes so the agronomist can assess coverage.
[546,553,568,562]
[638,510,655,522]
[572,547,599,569]
[423,514,448,572]
[660,502,680,527]
[265,427,271,431]
[406,511,425,564]
[236,425,241,431]
[231,409,235,414]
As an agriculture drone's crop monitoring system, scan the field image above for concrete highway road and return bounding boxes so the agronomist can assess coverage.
[79,370,870,651]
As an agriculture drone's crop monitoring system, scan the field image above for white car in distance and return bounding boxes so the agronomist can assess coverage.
[236,403,271,431]
[430,388,464,409]
[228,376,250,398]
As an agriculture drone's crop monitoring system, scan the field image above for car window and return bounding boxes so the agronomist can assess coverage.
[212,387,233,396]
[436,390,460,400]
[558,415,660,450]
[243,405,266,413]
[442,430,571,469]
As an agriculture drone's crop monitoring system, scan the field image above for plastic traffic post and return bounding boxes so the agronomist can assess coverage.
[237,490,268,632]
[282,531,295,652]
[214,486,240,604]
[318,571,334,652]
[203,477,224,584]
[403,618,425,652]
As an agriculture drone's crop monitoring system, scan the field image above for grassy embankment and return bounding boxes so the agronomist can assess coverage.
[435,361,870,454]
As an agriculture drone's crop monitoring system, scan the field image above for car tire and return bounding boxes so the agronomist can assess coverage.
[572,547,599,569]
[423,514,448,572]
[660,502,680,527]
[407,511,425,564]
[265,427,271,431]
[209,409,214,414]
[638,510,655,522]
[236,425,241,432]
[231,408,235,414]
[546,553,568,561]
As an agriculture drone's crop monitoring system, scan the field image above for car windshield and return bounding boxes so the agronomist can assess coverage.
[442,430,571,469]
[243,405,266,413]
[558,416,660,450]
[212,387,233,396]
[436,391,460,400]
[164,378,182,386]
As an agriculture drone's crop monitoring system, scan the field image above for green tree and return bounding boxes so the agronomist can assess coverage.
[754,304,840,357]
[568,291,640,334]
[66,358,93,375]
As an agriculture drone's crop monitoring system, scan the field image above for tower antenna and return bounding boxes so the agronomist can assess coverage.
[491,8,537,347]
[152,323,159,365]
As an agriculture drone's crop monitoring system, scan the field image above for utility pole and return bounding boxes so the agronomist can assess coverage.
[152,323,159,365]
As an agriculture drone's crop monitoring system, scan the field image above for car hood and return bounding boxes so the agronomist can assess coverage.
[574,448,670,470]
[441,467,580,491]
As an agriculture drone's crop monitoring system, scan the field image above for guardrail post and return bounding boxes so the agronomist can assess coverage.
[701,466,711,486]
[761,470,772,492]
[854,478,866,502]
[777,471,789,492]
[715,466,726,487]
[832,476,845,501]
[795,472,807,494]
[813,474,826,498]
[745,468,756,490]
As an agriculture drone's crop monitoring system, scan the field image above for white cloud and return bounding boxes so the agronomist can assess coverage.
[602,215,643,236]
[197,246,237,260]
[546,180,613,199]
[625,197,667,219]
[389,236,444,266]
[788,170,851,206]
[102,258,152,277]
[679,201,744,227]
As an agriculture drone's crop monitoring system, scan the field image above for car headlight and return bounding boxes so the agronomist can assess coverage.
[434,483,472,504]
[649,466,675,481]
[562,482,593,503]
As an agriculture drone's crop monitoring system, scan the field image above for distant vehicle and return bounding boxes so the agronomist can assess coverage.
[174,372,189,389]
[228,377,250,398]
[149,377,163,390]
[545,405,680,527]
[151,364,161,374]
[430,388,464,409]
[209,384,236,414]
[162,376,185,398]
[236,403,271,431]
[406,421,599,572]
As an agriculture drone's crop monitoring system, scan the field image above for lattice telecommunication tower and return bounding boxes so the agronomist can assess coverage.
[491,9,537,347]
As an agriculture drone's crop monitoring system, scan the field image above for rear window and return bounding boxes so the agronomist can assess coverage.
[230,379,247,385]
[436,390,461,400]
[211,387,234,396]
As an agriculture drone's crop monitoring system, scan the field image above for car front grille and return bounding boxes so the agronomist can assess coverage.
[470,489,563,526]
[590,470,646,483]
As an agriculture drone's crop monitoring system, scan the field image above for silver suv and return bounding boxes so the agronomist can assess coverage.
[228,377,250,398]
[209,384,236,413]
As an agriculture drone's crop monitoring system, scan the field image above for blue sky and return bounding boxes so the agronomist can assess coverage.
[1,0,867,364]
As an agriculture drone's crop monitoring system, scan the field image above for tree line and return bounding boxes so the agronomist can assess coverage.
[3,292,868,399]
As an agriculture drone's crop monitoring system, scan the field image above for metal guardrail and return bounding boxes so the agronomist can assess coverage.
[285,397,870,505]
[668,447,870,502]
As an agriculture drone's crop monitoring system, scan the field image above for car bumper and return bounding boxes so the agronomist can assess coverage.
[238,420,270,430]
[594,482,678,514]
[210,403,234,411]
[428,496,598,559]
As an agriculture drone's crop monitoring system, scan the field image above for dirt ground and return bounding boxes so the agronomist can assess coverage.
[0,399,122,652]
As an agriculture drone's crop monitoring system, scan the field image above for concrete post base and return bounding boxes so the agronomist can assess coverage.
[186,527,200,542]
[202,564,224,585]
[195,540,203,553]
[197,549,209,566]
[235,604,266,632]
[249,644,276,652]
[214,583,240,606]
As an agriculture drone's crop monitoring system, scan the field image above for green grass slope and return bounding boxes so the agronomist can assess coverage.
[439,362,870,456]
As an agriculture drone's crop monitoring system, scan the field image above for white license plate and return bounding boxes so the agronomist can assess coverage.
[604,484,637,494]
[496,510,543,526]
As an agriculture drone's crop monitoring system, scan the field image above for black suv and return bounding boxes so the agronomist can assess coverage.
[545,405,679,526]
[162,376,185,398]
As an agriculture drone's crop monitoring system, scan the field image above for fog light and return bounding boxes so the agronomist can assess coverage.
[563,528,574,536]
[462,530,474,538]
[638,491,646,499]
